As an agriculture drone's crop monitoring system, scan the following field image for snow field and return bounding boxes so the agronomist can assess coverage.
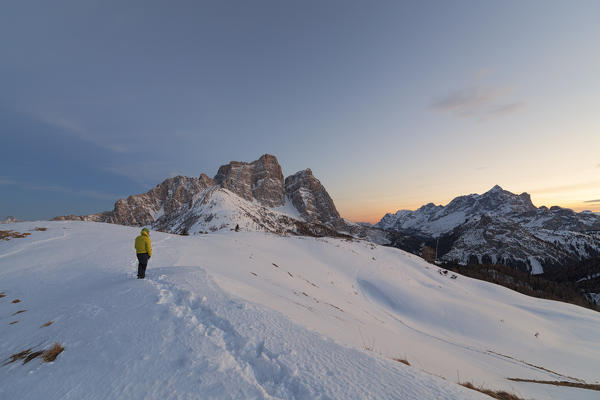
[1,221,599,399]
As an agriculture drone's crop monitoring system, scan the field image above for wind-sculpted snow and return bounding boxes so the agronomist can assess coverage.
[1,221,599,399]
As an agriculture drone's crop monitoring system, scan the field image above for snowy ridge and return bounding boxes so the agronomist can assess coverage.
[377,185,600,273]
[1,221,599,400]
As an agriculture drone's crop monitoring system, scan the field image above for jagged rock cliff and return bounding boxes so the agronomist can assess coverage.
[213,154,284,208]
[284,169,342,227]
[54,154,358,237]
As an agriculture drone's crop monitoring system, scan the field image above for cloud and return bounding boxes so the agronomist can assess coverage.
[488,102,525,116]
[34,111,128,153]
[584,199,600,203]
[530,180,600,195]
[474,68,494,80]
[430,85,524,119]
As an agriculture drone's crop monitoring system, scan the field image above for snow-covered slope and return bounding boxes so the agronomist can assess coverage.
[1,222,599,400]
[377,185,600,273]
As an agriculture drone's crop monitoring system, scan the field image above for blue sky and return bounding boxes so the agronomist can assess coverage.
[2,1,599,222]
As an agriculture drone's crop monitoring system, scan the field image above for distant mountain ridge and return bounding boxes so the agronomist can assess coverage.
[55,154,357,237]
[376,185,600,274]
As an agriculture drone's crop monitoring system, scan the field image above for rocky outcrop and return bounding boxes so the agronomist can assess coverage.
[213,154,284,208]
[54,174,215,226]
[284,169,342,227]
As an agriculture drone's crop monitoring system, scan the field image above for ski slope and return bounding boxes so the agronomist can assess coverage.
[1,221,599,399]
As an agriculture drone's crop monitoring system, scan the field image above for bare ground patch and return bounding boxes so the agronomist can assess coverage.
[508,378,600,392]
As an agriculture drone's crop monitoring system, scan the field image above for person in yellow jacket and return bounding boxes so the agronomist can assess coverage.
[134,228,152,279]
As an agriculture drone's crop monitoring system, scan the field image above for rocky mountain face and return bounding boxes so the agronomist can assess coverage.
[376,185,600,274]
[284,169,342,227]
[213,154,284,208]
[55,154,356,237]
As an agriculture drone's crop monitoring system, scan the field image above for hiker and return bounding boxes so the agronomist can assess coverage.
[134,228,152,279]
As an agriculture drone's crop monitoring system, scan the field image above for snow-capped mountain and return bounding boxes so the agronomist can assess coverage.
[2,221,599,400]
[377,185,600,273]
[1,216,22,224]
[54,154,357,237]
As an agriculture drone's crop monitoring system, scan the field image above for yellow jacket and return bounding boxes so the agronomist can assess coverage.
[134,231,152,256]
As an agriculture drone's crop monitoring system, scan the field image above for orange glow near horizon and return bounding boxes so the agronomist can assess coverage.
[338,192,600,224]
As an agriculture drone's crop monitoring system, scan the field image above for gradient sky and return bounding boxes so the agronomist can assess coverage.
[1,0,599,223]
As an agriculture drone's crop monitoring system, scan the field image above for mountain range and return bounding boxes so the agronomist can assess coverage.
[376,185,600,274]
[55,154,359,238]
[55,155,600,278]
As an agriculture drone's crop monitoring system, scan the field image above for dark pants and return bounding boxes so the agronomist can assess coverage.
[137,253,149,279]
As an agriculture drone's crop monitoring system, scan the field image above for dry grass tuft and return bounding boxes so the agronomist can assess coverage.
[393,358,411,366]
[12,310,27,316]
[0,230,31,241]
[0,292,5,298]
[4,349,32,365]
[9,321,18,325]
[23,351,44,364]
[460,382,523,400]
[508,378,600,391]
[33,227,47,231]
[41,321,54,328]
[11,299,21,303]
[43,343,64,362]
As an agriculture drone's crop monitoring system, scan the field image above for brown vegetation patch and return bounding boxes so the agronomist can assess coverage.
[393,358,410,366]
[11,299,21,304]
[23,351,44,364]
[9,321,18,325]
[3,343,65,366]
[460,382,523,400]
[41,321,54,328]
[43,343,64,362]
[3,349,32,365]
[12,310,27,316]
[0,292,5,298]
[508,378,600,391]
[32,227,47,231]
[0,230,31,241]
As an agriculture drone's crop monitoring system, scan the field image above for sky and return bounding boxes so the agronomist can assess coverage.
[1,0,599,223]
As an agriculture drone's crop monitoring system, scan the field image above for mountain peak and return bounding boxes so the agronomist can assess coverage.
[213,154,285,207]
